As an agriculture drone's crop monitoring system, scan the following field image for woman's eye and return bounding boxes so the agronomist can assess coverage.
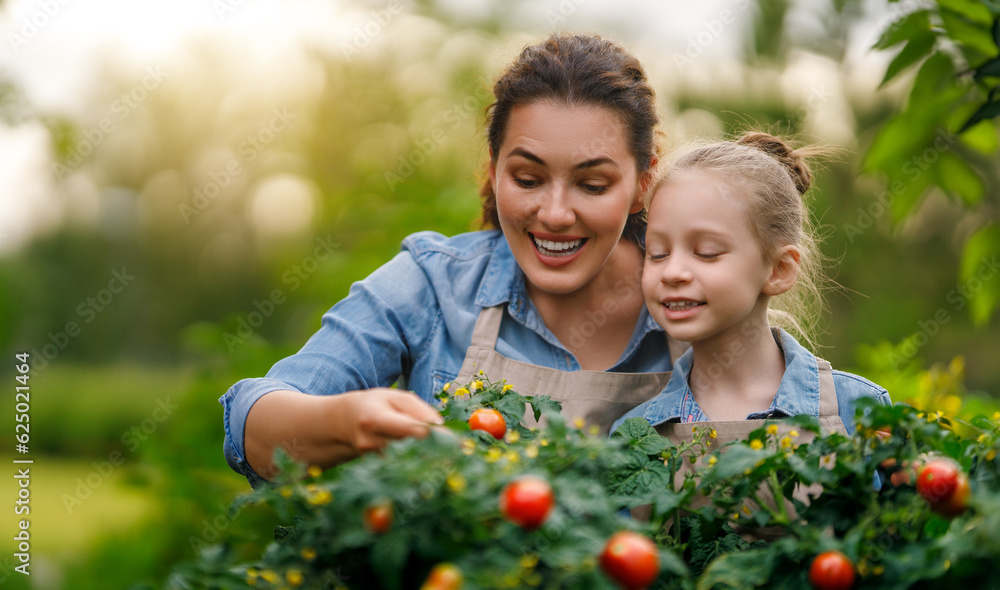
[581,183,608,195]
[513,178,538,189]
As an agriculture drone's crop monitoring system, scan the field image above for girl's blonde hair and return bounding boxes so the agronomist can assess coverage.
[650,132,829,350]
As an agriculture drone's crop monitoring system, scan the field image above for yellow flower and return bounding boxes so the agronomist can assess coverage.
[873,565,885,576]
[287,569,304,587]
[307,465,322,478]
[993,411,1000,421]
[280,486,293,498]
[750,440,763,450]
[479,369,485,375]
[442,383,451,392]
[505,451,520,464]
[709,428,717,439]
[978,433,989,444]
[731,512,740,520]
[455,387,470,397]
[473,380,484,391]
[573,417,586,429]
[446,473,467,493]
[766,424,778,436]
[707,455,718,466]
[502,383,514,392]
[987,449,997,461]
[742,505,752,516]
[789,430,799,438]
[780,436,792,449]
[261,570,279,584]
[520,554,539,568]
[539,438,550,447]
[301,547,317,561]
[307,489,333,505]
[691,426,698,434]
[486,447,503,463]
[506,430,521,444]
[589,425,600,436]
[246,568,259,585]
[525,444,539,459]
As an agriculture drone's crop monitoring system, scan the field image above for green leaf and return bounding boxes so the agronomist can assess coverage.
[613,417,672,455]
[873,9,931,50]
[371,533,410,590]
[959,99,1000,132]
[938,0,993,26]
[940,6,998,61]
[994,15,1000,48]
[696,547,776,590]
[880,33,937,87]
[699,445,769,485]
[932,151,985,204]
[959,224,1000,325]
[974,55,1000,81]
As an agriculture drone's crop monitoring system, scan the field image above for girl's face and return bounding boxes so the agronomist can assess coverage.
[642,171,787,346]
[490,101,646,296]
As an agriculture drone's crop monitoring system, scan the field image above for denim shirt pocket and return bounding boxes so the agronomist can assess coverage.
[430,369,458,399]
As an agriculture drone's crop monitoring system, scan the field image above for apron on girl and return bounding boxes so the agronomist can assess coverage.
[452,305,686,434]
[632,357,849,528]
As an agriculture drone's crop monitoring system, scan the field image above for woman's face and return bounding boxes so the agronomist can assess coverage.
[490,101,645,296]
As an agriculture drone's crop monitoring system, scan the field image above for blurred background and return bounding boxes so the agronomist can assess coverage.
[0,0,998,587]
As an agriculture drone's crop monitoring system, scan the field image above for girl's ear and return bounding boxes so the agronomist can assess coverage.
[763,245,800,296]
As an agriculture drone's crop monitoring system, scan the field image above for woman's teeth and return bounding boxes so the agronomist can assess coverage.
[665,301,703,311]
[533,236,584,256]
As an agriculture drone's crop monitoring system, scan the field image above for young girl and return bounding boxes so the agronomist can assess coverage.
[613,133,889,441]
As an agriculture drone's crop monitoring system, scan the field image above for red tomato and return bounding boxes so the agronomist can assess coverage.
[420,563,462,590]
[808,551,855,590]
[468,408,506,440]
[599,531,660,590]
[916,459,970,517]
[499,476,554,530]
[363,501,393,534]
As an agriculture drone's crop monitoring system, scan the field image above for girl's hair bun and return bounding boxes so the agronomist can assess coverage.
[736,132,812,195]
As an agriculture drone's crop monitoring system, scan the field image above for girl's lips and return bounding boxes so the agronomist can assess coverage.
[661,299,705,320]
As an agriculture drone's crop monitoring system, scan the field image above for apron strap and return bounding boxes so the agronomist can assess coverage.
[816,359,839,418]
[469,305,504,349]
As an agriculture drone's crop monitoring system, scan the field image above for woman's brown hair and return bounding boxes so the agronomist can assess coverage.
[480,33,661,244]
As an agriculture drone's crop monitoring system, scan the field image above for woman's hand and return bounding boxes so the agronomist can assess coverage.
[245,388,444,480]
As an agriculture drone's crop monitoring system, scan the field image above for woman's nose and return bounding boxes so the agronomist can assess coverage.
[536,184,575,229]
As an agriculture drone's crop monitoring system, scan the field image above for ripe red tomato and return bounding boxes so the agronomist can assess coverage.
[808,551,855,590]
[599,531,660,590]
[499,476,554,530]
[420,563,462,590]
[363,501,393,533]
[468,408,506,440]
[916,459,970,517]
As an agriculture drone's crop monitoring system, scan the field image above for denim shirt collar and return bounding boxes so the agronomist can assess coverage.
[642,328,821,426]
[473,235,663,368]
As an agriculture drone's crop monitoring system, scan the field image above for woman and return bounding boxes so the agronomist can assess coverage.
[221,33,685,487]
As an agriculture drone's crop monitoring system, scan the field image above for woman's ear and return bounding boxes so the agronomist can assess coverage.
[633,159,659,215]
[763,245,801,296]
[488,155,498,194]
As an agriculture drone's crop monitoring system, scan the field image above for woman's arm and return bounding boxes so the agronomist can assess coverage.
[244,388,444,478]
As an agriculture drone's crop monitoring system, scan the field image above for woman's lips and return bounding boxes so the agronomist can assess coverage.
[529,233,587,266]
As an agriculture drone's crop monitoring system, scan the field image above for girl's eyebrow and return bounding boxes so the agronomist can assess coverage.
[506,148,617,170]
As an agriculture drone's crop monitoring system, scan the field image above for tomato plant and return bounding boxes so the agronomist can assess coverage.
[363,500,393,533]
[420,563,463,590]
[468,408,506,439]
[809,551,855,590]
[600,531,660,590]
[916,459,970,517]
[499,475,554,530]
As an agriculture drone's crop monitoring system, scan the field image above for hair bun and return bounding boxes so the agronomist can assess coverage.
[736,132,812,195]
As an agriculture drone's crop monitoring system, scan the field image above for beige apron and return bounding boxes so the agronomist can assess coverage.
[632,357,848,532]
[453,305,685,435]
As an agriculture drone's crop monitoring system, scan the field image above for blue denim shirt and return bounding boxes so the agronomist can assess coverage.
[611,329,890,436]
[221,229,672,486]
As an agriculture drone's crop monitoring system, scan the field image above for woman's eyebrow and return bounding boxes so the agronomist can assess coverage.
[506,148,617,171]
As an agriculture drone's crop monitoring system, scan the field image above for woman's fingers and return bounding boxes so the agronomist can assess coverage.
[348,389,444,452]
